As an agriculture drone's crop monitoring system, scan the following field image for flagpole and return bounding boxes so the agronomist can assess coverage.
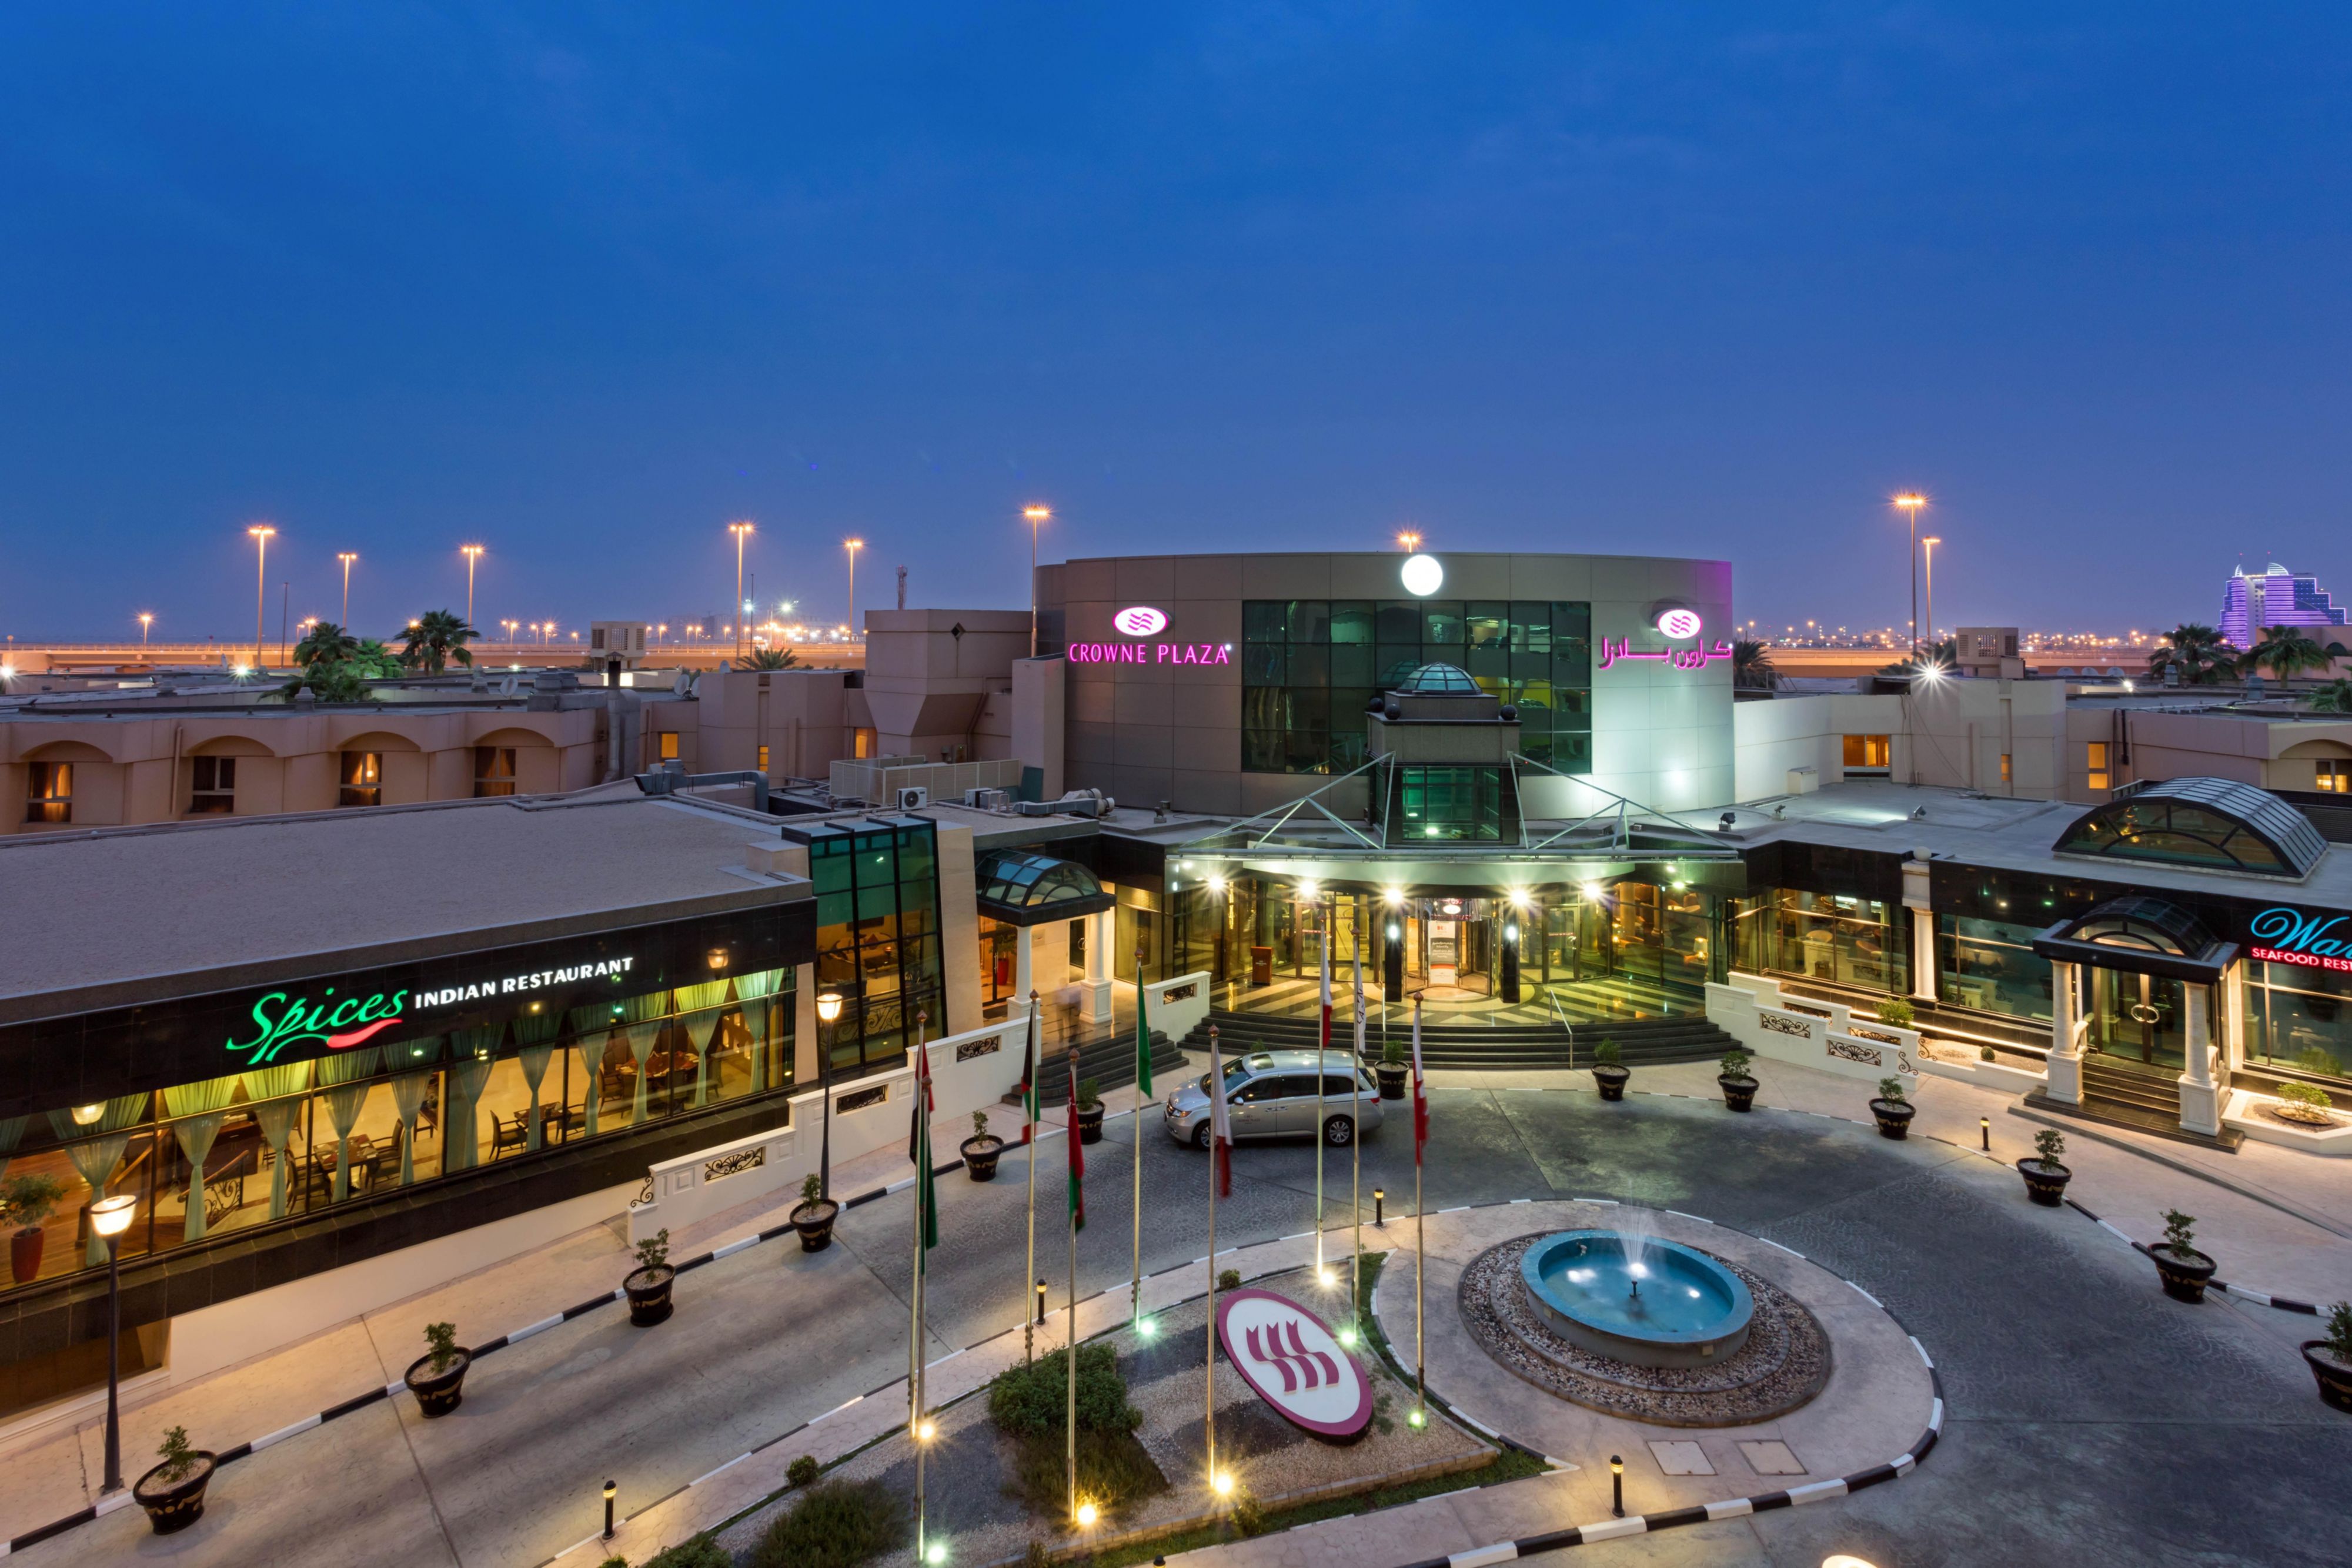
[1066,1044,1081,1527]
[1205,1024,1221,1513]
[911,1012,930,1564]
[1315,899,1329,1279]
[1351,918,1364,1332]
[1131,952,1148,1326]
[1024,992,1038,1364]
[1413,998,1425,1421]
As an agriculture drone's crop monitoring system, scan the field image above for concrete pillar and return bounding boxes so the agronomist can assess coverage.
[1085,907,1114,1024]
[2178,982,2220,1135]
[2221,962,2246,1074]
[2046,960,2083,1104]
[1009,924,1034,1019]
[1910,907,1938,1002]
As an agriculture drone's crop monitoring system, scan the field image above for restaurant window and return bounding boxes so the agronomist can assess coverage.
[1842,734,1891,773]
[757,744,770,774]
[0,969,796,1314]
[853,728,877,759]
[657,732,680,762]
[339,751,382,807]
[1736,888,1906,995]
[2316,760,2351,794]
[2244,958,2352,1086]
[1936,915,2053,1021]
[473,747,517,798]
[1242,599,1591,775]
[2086,743,2109,793]
[808,821,947,1074]
[25,762,71,824]
[190,756,236,814]
[2000,753,2013,785]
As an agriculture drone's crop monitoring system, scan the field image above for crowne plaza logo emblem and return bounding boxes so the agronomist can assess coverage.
[1215,1286,1373,1442]
[1244,1318,1341,1394]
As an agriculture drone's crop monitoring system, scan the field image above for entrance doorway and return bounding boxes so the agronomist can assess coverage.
[2087,969,2186,1074]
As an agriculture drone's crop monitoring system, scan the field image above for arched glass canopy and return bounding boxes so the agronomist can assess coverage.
[2052,777,2327,880]
[1390,663,1485,695]
[972,849,1115,925]
[2030,895,2238,982]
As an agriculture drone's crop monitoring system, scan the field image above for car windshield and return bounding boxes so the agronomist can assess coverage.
[1200,1057,1258,1092]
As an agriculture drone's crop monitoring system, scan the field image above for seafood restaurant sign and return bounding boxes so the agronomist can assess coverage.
[1215,1286,1373,1442]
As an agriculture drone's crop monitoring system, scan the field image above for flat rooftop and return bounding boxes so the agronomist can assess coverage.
[0,793,808,1021]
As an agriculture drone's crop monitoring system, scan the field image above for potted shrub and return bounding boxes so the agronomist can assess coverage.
[624,1228,676,1326]
[1377,1038,1408,1100]
[132,1424,215,1534]
[2301,1300,2352,1412]
[790,1171,839,1253]
[1869,1076,1916,1139]
[1876,997,1916,1028]
[4,1172,66,1285]
[404,1321,470,1417]
[1075,1078,1105,1145]
[2270,1080,2336,1128]
[1716,1048,1758,1112]
[2017,1128,2071,1206]
[2150,1209,2218,1303]
[1591,1039,1630,1101]
[961,1109,1005,1182]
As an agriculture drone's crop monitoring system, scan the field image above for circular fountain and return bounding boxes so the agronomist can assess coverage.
[1518,1231,1753,1370]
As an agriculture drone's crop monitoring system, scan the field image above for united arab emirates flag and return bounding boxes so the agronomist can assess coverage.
[907,1034,939,1251]
[1066,1052,1086,1232]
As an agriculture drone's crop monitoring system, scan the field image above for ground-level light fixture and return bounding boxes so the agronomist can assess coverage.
[1822,1558,1880,1568]
[1337,1324,1359,1348]
[923,1543,947,1566]
[1405,1407,1426,1429]
[916,1418,937,1442]
[1610,1453,1625,1517]
[1374,1187,1385,1226]
[1211,1471,1234,1496]
[1317,1265,1335,1288]
[1036,1278,1048,1323]
[603,1479,618,1539]
[1074,1501,1098,1528]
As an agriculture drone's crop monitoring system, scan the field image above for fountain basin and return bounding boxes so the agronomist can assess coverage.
[1518,1231,1753,1370]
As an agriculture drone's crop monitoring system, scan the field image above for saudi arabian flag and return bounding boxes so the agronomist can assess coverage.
[1134,960,1154,1100]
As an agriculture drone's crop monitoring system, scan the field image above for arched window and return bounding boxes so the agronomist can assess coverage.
[2053,777,2326,880]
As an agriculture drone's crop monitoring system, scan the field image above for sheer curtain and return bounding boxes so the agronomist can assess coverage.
[676,981,730,1108]
[620,989,669,1127]
[567,1006,613,1138]
[443,1024,505,1172]
[240,1062,313,1219]
[513,1012,563,1151]
[382,1033,445,1187]
[46,1095,149,1266]
[735,970,778,1094]
[317,1050,382,1202]
[0,1115,25,1185]
[161,1074,243,1241]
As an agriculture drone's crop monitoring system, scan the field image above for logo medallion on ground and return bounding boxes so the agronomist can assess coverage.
[1214,1286,1373,1442]
[1112,606,1168,637]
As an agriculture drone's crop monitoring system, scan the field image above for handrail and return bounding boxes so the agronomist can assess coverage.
[1546,986,1575,1071]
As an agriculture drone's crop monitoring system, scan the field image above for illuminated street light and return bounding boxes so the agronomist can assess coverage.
[91,1193,137,1493]
[1023,504,1052,656]
[137,613,152,650]
[1892,494,1927,657]
[338,552,358,627]
[843,539,864,641]
[730,521,755,657]
[1396,530,1421,552]
[460,544,485,631]
[247,524,276,667]
[1921,536,1942,651]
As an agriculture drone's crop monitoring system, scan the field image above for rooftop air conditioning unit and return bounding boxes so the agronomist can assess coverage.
[896,785,930,811]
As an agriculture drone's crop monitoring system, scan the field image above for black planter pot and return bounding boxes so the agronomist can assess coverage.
[2016,1158,2072,1206]
[133,1452,216,1534]
[2152,1245,2219,1303]
[1869,1099,1916,1139]
[1719,1075,1758,1112]
[2301,1343,2352,1412]
[404,1349,471,1417]
[1592,1064,1630,1102]
[1376,1062,1408,1101]
[791,1198,840,1253]
[962,1135,1004,1181]
[624,1263,676,1326]
[1076,1104,1104,1145]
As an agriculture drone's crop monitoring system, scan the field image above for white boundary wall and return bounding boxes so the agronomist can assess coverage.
[1707,972,1919,1090]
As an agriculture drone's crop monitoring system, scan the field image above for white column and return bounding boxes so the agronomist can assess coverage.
[1008,924,1034,1019]
[1085,907,1114,1024]
[2177,982,2220,1135]
[1910,907,1938,1002]
[2046,960,2083,1104]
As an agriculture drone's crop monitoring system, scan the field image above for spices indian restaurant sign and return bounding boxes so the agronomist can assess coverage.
[223,955,639,1066]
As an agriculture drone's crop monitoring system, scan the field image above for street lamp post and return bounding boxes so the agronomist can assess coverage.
[247,525,276,667]
[1023,505,1051,657]
[461,546,485,632]
[1922,536,1942,656]
[338,552,358,628]
[138,614,152,650]
[91,1193,137,1492]
[843,539,864,644]
[1893,494,1926,658]
[730,522,755,658]
[815,992,843,1198]
[1396,530,1421,552]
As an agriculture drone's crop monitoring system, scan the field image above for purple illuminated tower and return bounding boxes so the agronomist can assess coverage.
[2219,563,2347,648]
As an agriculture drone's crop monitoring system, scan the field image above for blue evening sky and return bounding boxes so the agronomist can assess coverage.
[3,4,2347,644]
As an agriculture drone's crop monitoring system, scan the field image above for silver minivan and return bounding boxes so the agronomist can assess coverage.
[1163,1048,1383,1148]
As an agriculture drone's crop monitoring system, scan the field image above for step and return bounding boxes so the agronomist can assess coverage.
[2023,1090,2244,1152]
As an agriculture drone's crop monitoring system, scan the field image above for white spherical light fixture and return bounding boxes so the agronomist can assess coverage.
[1401,554,1444,597]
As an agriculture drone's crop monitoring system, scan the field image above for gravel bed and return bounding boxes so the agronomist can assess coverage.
[1459,1233,1831,1427]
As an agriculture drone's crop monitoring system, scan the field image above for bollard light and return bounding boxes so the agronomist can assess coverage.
[1211,1471,1234,1497]
[1036,1278,1048,1324]
[1610,1453,1625,1517]
[1980,1116,1990,1152]
[1374,1188,1385,1226]
[603,1479,617,1539]
[1075,1501,1098,1528]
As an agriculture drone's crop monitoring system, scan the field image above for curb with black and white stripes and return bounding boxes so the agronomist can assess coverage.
[2063,1196,2328,1315]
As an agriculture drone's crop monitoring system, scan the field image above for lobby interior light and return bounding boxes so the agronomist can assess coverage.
[89,1193,136,1238]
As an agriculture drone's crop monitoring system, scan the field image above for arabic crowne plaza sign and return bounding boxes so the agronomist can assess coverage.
[1214,1286,1372,1442]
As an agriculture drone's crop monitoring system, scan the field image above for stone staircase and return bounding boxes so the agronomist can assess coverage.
[1000,1026,1186,1109]
[1178,1008,1738,1070]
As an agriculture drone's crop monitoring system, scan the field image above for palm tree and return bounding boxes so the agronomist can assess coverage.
[292,621,360,669]
[2308,678,2352,714]
[2241,625,2334,688]
[744,647,801,671]
[1877,638,1956,678]
[278,661,373,704]
[2147,623,2231,687]
[399,610,478,675]
[352,638,405,679]
[1732,639,1779,691]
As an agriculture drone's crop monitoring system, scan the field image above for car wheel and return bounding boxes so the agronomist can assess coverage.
[1323,1115,1354,1146]
[1192,1122,1211,1151]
